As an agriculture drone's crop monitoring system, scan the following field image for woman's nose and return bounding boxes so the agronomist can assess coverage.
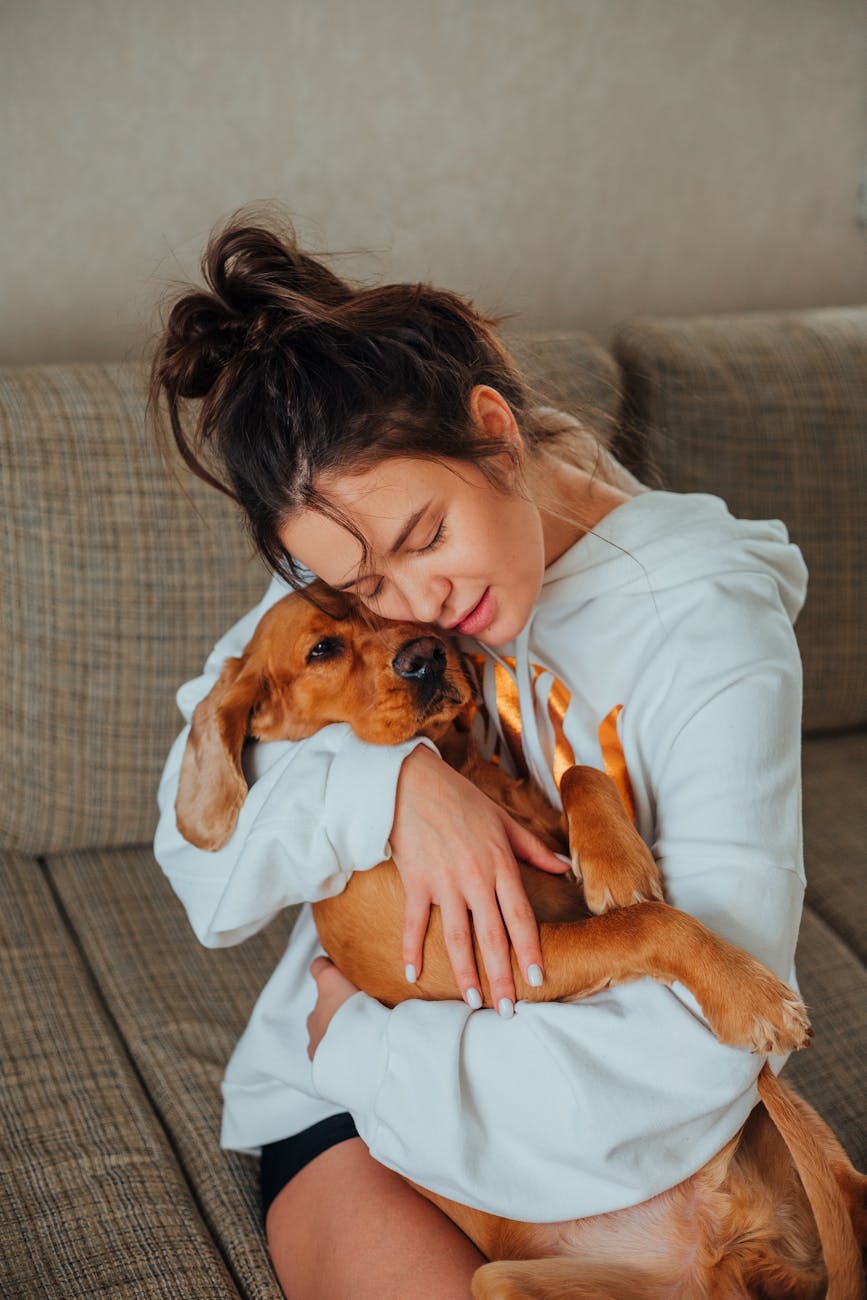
[403,575,451,625]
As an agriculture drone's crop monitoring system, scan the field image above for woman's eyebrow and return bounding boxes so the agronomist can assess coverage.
[333,503,431,591]
[387,503,430,555]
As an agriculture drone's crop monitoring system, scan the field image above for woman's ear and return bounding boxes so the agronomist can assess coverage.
[468,384,523,458]
[175,656,264,851]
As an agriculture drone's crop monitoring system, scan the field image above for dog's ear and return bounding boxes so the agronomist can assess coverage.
[175,655,266,851]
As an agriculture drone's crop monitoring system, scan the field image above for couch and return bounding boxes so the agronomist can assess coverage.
[1,306,864,1296]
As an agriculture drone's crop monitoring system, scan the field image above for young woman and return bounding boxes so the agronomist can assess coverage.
[151,209,807,1298]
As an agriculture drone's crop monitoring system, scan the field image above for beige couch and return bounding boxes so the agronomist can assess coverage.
[1,308,864,1296]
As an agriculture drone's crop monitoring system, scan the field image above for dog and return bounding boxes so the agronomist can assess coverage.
[176,581,867,1299]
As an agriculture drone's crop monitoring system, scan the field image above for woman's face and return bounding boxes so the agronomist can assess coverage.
[279,452,546,647]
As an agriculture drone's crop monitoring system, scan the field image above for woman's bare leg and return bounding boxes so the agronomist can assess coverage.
[265,1136,485,1299]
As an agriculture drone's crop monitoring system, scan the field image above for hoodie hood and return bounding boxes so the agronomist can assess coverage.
[469,491,809,810]
[539,491,808,626]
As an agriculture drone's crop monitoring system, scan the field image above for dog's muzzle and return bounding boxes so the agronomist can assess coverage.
[392,637,449,711]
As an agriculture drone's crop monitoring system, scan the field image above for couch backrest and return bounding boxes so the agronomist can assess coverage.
[613,306,867,734]
[0,362,269,854]
[0,335,620,854]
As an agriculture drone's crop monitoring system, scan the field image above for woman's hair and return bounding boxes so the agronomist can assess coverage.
[148,204,619,585]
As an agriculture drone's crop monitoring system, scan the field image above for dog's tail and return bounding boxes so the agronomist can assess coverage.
[757,1063,866,1300]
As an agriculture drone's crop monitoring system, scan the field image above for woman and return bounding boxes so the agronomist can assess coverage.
[151,208,807,1298]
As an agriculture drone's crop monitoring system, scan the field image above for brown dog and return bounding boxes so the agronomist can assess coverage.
[177,582,867,1299]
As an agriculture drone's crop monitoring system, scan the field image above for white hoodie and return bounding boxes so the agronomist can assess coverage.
[153,489,808,1221]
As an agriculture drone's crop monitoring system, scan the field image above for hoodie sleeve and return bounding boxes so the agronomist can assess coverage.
[308,571,807,1222]
[642,574,806,979]
[153,572,435,949]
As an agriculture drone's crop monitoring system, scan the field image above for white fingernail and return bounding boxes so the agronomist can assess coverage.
[527,964,543,987]
[498,997,514,1019]
[405,964,417,983]
[466,987,482,1009]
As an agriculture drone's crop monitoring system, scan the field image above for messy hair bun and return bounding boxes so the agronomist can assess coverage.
[148,204,539,583]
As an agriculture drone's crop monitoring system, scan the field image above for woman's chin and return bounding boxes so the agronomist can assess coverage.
[475,610,531,648]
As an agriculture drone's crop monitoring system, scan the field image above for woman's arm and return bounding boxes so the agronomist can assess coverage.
[644,581,805,981]
[307,579,806,1221]
[153,571,435,948]
[310,974,783,1221]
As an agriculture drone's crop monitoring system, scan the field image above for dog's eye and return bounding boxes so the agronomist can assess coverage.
[306,636,345,663]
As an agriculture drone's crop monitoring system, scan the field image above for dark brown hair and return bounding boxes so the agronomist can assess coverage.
[147,205,564,587]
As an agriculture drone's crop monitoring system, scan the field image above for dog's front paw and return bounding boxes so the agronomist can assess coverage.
[700,955,812,1055]
[745,988,813,1056]
[576,848,664,914]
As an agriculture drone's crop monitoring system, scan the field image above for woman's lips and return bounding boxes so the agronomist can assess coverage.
[453,587,495,636]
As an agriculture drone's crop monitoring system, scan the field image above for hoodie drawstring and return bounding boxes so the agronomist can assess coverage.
[464,653,636,821]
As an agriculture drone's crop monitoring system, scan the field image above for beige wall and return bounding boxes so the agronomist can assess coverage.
[2,0,865,364]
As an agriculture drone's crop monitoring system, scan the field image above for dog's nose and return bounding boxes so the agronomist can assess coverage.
[392,637,447,681]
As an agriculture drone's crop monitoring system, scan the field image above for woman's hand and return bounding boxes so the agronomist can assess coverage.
[306,956,360,1060]
[390,745,571,1017]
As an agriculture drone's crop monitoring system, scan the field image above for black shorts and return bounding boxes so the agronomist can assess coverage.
[260,1112,360,1223]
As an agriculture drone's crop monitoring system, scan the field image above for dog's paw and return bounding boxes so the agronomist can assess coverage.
[745,991,813,1056]
[576,850,664,914]
[703,961,812,1055]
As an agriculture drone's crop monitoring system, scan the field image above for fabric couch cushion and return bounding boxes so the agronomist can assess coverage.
[783,906,867,1161]
[505,329,623,444]
[44,844,294,1299]
[0,362,269,855]
[802,730,867,967]
[612,307,867,733]
[0,338,622,856]
[0,850,239,1298]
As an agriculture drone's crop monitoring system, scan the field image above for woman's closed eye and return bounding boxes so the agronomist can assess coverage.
[354,520,447,602]
[418,519,446,555]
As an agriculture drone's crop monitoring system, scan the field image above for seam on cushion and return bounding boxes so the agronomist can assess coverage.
[35,855,247,1300]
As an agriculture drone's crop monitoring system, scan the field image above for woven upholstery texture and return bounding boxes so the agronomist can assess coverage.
[44,843,296,1300]
[612,307,867,733]
[783,905,867,1161]
[0,362,269,855]
[504,330,623,442]
[802,730,867,967]
[0,338,621,857]
[0,850,238,1299]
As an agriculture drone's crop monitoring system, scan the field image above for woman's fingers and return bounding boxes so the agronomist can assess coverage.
[399,848,545,1014]
[401,890,431,984]
[501,812,571,874]
[438,892,485,1011]
[494,868,545,996]
[468,885,518,1015]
